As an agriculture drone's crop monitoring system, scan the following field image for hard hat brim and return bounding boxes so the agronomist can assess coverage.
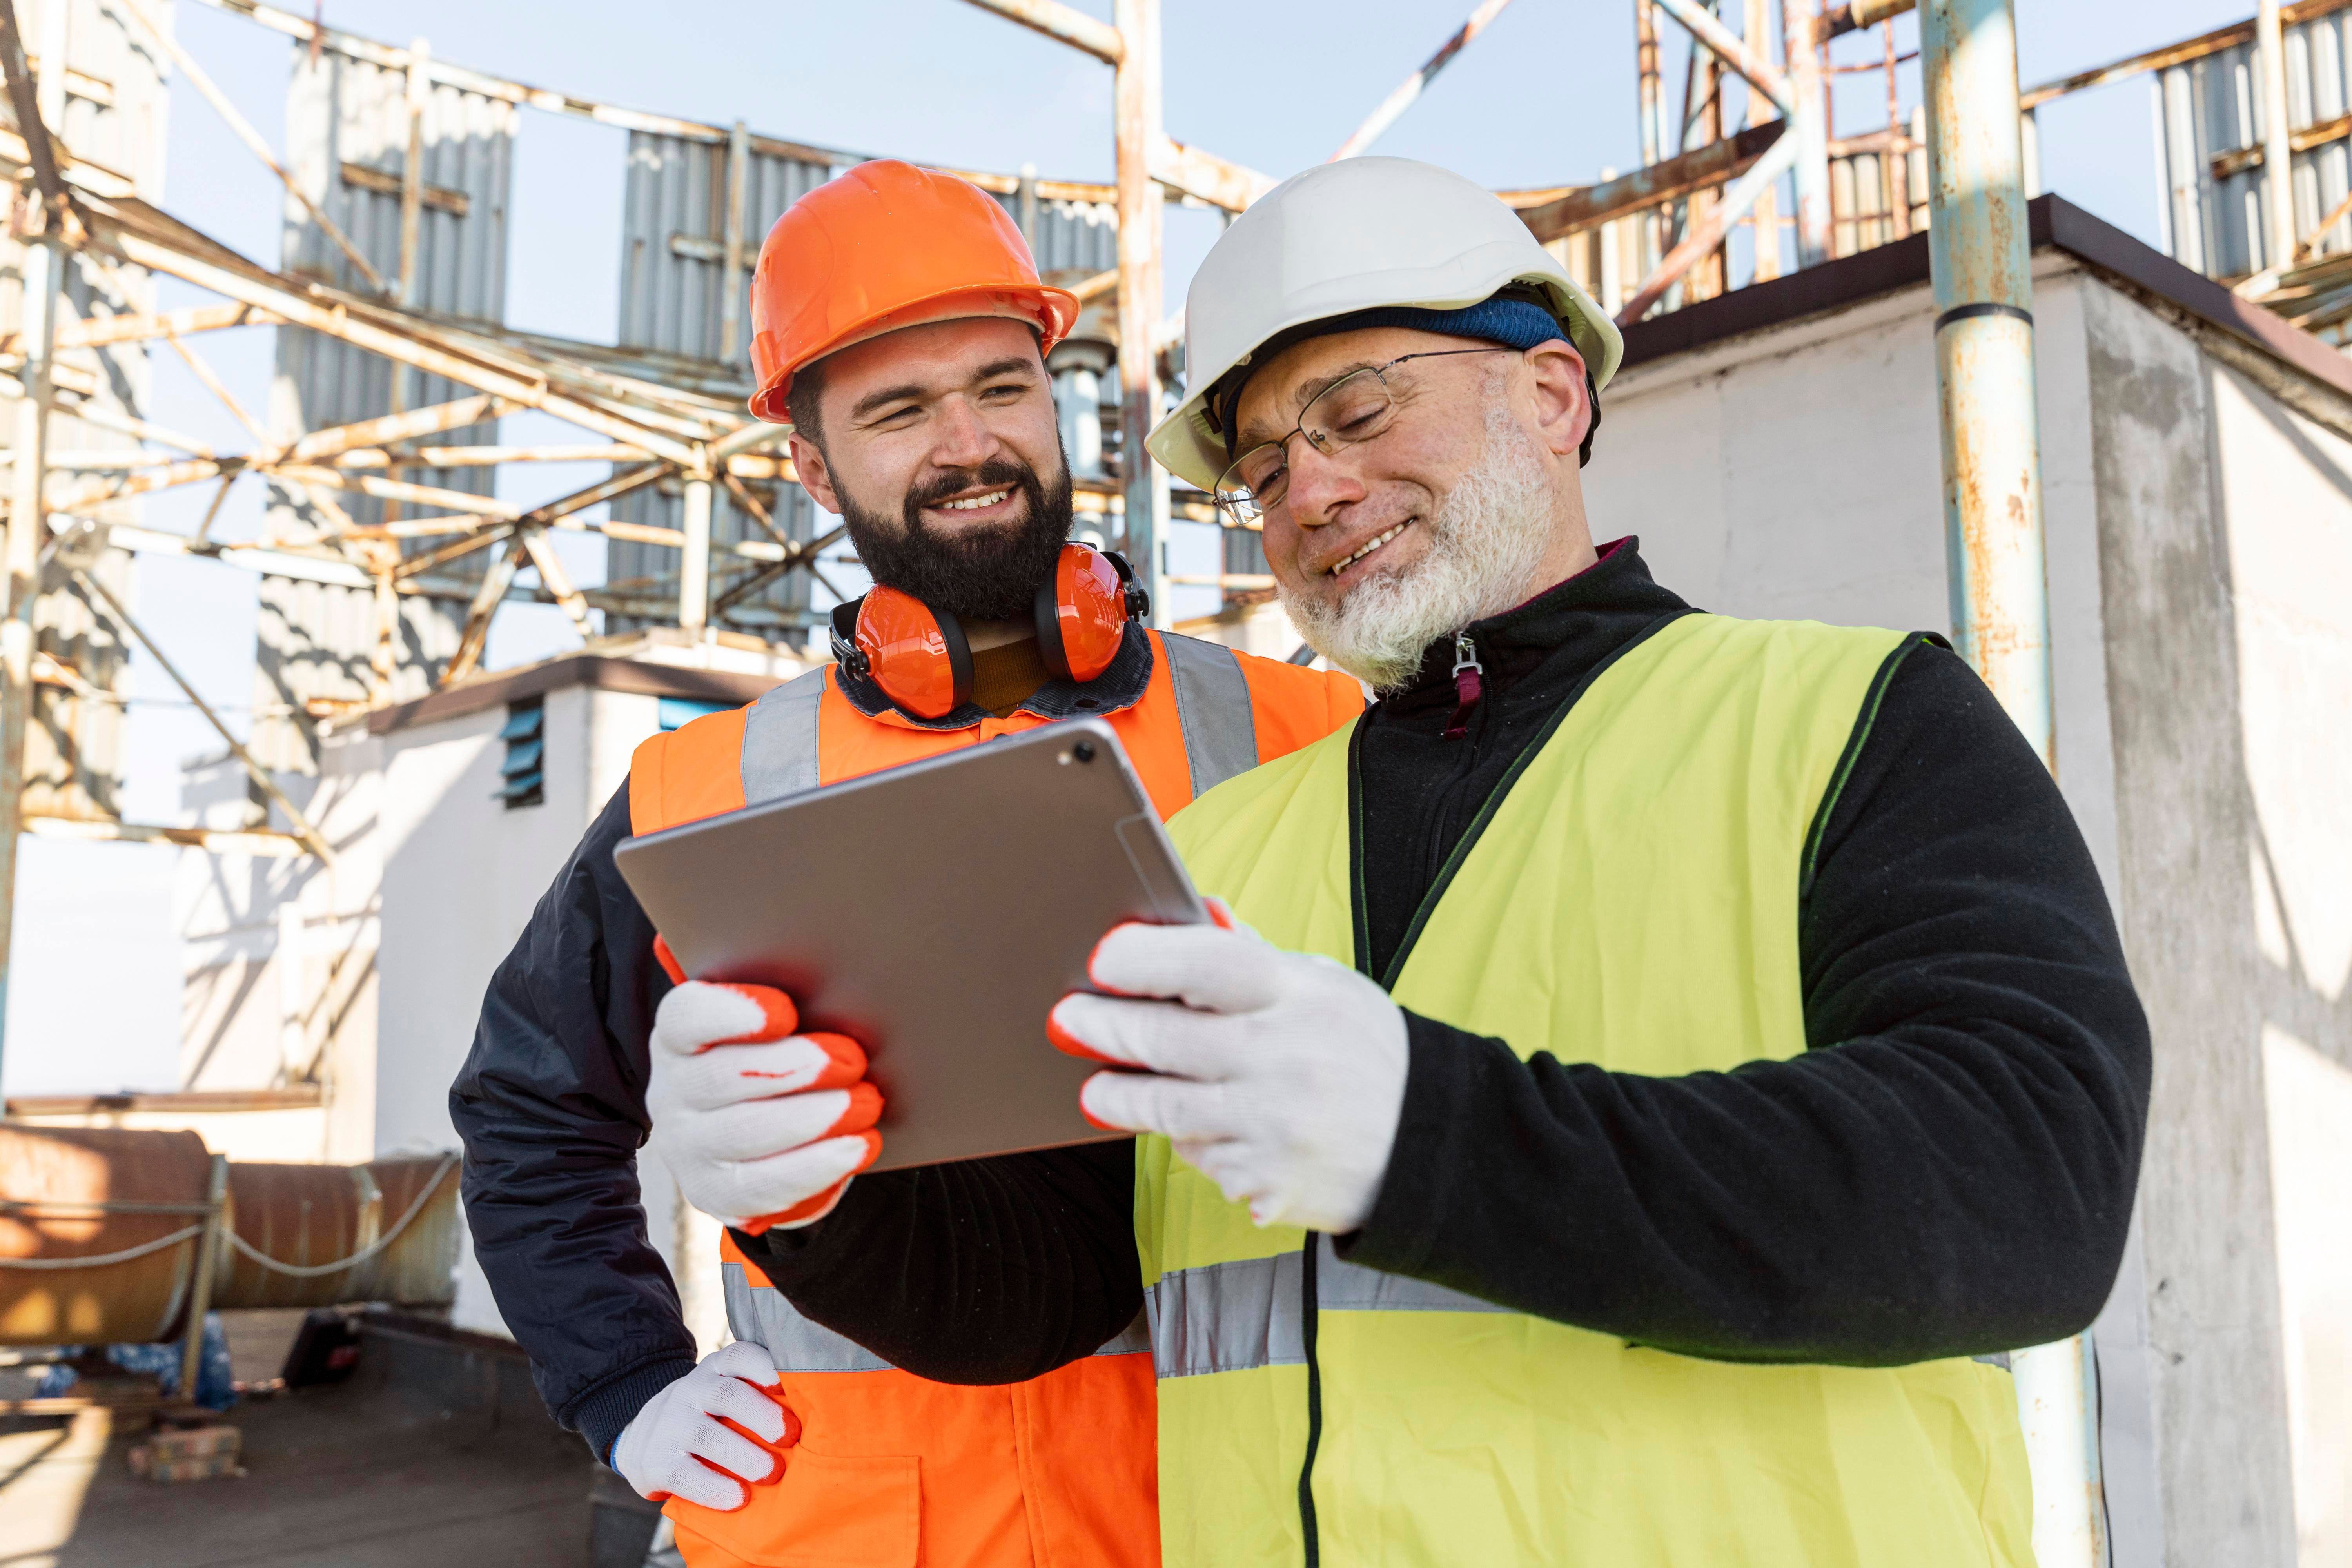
[750,283,1082,425]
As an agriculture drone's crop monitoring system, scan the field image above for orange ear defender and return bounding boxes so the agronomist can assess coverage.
[829,544,1149,720]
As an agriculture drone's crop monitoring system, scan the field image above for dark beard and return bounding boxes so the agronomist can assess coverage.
[838,452,1074,622]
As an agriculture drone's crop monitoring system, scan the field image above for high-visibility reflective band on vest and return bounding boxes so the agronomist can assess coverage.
[628,628,1364,1568]
[1147,613,2038,1568]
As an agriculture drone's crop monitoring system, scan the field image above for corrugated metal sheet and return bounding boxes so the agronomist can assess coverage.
[2156,11,2352,279]
[258,43,515,769]
[0,0,175,820]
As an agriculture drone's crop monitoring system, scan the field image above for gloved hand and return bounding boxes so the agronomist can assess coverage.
[612,1341,796,1511]
[1047,918,1409,1233]
[646,970,884,1232]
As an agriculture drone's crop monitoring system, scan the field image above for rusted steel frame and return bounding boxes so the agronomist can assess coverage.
[1638,1,1664,173]
[1150,137,1276,212]
[441,535,530,686]
[114,0,388,294]
[1655,0,1794,114]
[2240,183,2352,296]
[720,451,804,483]
[0,302,272,360]
[518,528,593,638]
[0,0,68,229]
[1786,1,1832,266]
[272,464,521,521]
[678,477,713,634]
[720,122,750,362]
[2258,1,2298,267]
[711,522,847,616]
[1748,0,1784,280]
[100,225,705,465]
[2016,1,2352,111]
[24,816,309,855]
[392,524,513,581]
[1116,0,1167,624]
[1617,124,1803,321]
[49,458,229,513]
[1517,122,1784,242]
[162,325,271,446]
[955,0,1126,64]
[1823,0,1913,36]
[2210,109,2352,178]
[69,564,337,862]
[1330,0,1520,161]
[335,441,647,469]
[397,37,430,310]
[1066,268,1118,305]
[284,394,503,465]
[720,469,791,548]
[45,395,217,458]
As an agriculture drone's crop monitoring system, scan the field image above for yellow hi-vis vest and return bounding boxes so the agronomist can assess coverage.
[1148,612,2038,1568]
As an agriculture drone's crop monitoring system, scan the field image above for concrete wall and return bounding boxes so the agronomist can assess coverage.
[1589,256,2351,1564]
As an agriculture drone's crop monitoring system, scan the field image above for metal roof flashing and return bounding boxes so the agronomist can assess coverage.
[1618,194,2352,416]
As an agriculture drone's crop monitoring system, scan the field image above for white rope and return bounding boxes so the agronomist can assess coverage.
[0,1223,205,1270]
[221,1153,460,1279]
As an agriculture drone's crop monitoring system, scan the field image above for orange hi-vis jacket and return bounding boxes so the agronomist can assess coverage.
[626,626,1362,1568]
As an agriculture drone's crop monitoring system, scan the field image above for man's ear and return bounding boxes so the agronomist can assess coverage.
[1522,340,1592,463]
[789,431,841,515]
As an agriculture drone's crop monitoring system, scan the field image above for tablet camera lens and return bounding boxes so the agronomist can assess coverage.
[1072,740,1097,764]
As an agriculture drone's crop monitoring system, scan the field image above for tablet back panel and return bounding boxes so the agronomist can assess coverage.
[613,719,1203,1172]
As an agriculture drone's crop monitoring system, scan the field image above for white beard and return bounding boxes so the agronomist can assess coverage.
[1279,400,1555,693]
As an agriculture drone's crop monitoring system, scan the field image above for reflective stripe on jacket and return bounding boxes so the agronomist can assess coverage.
[1147,613,2037,1568]
[629,627,1362,1568]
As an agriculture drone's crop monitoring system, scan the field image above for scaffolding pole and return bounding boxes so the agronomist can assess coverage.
[2257,0,2297,269]
[1787,0,1833,265]
[1921,3,2101,1557]
[1115,0,1167,623]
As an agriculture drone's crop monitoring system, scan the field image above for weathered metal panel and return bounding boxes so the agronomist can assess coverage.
[259,44,514,768]
[607,132,831,635]
[0,0,176,821]
[2155,10,2352,279]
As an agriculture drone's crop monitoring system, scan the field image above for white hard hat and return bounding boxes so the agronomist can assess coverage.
[1146,156,1624,492]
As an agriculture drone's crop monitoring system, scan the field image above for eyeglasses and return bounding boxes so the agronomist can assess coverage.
[1212,348,1517,525]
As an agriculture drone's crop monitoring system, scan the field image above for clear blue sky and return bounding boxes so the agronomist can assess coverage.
[5,0,2265,1094]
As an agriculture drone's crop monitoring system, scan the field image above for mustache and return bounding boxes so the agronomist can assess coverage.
[903,458,1042,526]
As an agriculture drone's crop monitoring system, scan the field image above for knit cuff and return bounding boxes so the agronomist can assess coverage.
[570,1354,699,1463]
[1335,1009,1493,1278]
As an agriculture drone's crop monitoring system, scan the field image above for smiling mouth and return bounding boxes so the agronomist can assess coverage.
[1326,521,1407,577]
[934,488,1012,513]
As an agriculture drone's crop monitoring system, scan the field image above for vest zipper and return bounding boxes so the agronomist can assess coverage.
[1441,631,1483,740]
[1296,1235,1323,1567]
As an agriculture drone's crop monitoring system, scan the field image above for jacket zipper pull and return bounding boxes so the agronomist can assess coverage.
[1443,632,1483,740]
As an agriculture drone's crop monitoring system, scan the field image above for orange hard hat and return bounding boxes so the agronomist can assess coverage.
[746,159,1082,424]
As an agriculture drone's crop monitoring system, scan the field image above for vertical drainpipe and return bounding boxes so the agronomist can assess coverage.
[0,9,69,1082]
[1785,0,1831,266]
[2257,0,2298,271]
[1114,0,1166,624]
[1922,3,2102,1562]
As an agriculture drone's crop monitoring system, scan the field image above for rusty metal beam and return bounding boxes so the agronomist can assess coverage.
[441,534,527,686]
[956,0,1125,64]
[1331,0,1520,161]
[1823,0,1914,36]
[283,394,504,465]
[0,301,275,361]
[1514,121,1785,241]
[1617,123,1804,320]
[1655,0,1794,115]
[1150,137,1277,211]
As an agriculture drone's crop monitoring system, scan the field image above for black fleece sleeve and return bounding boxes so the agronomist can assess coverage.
[731,1140,1142,1385]
[450,784,697,1459]
[1336,643,2151,1365]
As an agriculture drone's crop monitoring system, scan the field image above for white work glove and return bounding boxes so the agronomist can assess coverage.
[646,973,883,1233]
[1047,917,1409,1233]
[612,1341,795,1511]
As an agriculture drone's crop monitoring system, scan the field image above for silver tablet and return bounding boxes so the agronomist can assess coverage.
[612,718,1205,1172]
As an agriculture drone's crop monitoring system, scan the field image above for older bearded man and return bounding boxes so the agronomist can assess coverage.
[784,157,2150,1567]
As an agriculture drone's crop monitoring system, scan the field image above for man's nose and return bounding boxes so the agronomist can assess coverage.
[1282,437,1363,527]
[928,396,1001,470]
